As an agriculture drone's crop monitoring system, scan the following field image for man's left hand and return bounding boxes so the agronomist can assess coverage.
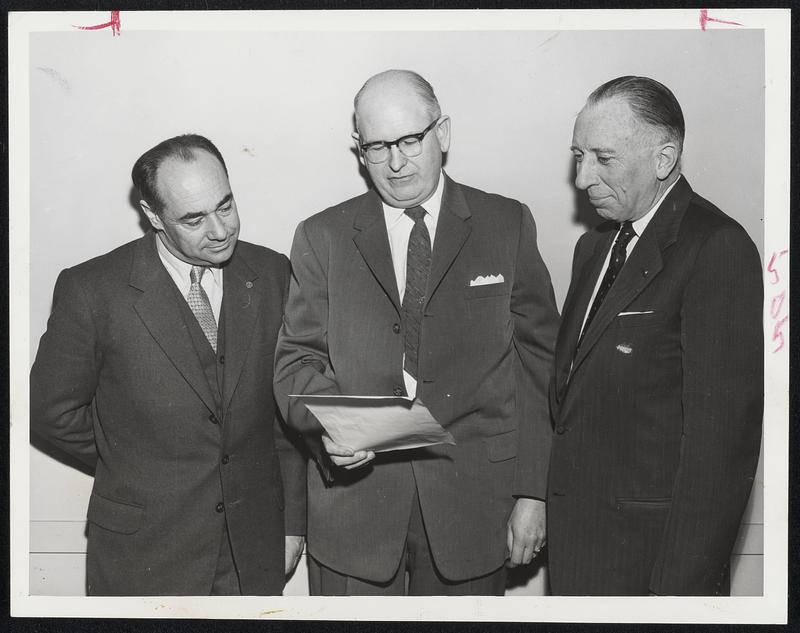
[285,535,305,576]
[506,497,546,567]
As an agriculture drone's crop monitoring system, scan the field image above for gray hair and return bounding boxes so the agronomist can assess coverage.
[588,75,685,155]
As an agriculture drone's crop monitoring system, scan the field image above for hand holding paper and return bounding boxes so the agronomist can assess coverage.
[321,435,376,470]
[291,394,455,455]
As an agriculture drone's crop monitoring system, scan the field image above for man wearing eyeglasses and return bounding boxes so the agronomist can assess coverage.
[275,70,559,595]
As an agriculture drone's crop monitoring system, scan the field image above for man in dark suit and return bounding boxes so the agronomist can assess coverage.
[548,76,763,596]
[274,69,559,595]
[30,134,306,596]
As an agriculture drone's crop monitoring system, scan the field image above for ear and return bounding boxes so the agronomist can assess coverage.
[435,115,451,153]
[351,131,365,166]
[654,142,679,180]
[140,200,164,231]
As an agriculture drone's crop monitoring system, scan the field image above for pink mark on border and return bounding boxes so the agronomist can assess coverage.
[767,249,788,285]
[766,249,789,353]
[699,9,743,31]
[74,10,121,36]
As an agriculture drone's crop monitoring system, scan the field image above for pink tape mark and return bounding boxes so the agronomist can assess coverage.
[74,10,121,36]
[699,9,743,31]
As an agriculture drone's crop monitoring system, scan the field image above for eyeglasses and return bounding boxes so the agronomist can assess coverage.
[358,118,440,164]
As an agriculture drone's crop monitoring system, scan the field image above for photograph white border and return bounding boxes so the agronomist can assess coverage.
[9,8,790,623]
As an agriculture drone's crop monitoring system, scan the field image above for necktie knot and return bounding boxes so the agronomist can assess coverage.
[190,265,206,285]
[616,221,637,249]
[187,265,217,352]
[404,206,426,223]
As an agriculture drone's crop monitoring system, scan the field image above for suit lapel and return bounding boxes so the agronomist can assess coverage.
[352,190,402,314]
[569,176,692,377]
[426,175,472,305]
[220,249,260,413]
[129,233,218,414]
[554,230,614,399]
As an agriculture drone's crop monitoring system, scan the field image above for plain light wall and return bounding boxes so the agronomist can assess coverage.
[28,27,765,594]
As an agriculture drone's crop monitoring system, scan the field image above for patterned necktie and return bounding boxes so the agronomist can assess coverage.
[578,220,637,348]
[187,265,218,352]
[402,206,431,380]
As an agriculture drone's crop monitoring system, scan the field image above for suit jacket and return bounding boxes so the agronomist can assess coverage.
[274,175,559,582]
[30,232,306,596]
[547,176,763,596]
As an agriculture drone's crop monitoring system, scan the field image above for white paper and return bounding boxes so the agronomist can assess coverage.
[290,394,455,452]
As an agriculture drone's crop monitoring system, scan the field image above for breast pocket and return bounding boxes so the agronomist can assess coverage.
[465,282,509,300]
[608,311,665,329]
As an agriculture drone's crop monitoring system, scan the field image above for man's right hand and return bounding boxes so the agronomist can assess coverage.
[321,435,375,469]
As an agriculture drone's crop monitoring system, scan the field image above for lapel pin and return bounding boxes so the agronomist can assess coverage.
[642,269,649,278]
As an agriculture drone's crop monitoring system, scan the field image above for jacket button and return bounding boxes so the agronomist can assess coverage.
[556,425,566,435]
[392,323,401,334]
[215,502,225,513]
[393,386,404,396]
[218,355,225,365]
[221,455,230,465]
[209,414,219,425]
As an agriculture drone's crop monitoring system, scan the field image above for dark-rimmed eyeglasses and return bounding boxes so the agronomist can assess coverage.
[358,118,440,164]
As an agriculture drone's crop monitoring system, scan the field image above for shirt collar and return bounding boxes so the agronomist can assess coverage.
[382,170,445,227]
[631,176,680,237]
[155,233,222,287]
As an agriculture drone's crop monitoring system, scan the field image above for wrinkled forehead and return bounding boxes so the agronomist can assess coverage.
[156,151,229,203]
[573,97,648,147]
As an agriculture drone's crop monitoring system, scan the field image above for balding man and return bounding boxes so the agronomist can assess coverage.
[274,70,559,595]
[30,134,306,595]
[548,76,763,595]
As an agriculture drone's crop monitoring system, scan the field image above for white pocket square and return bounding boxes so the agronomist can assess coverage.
[617,310,655,316]
[469,274,505,287]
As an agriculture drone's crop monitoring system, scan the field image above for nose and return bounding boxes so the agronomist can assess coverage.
[574,156,597,191]
[387,145,407,172]
[206,212,228,240]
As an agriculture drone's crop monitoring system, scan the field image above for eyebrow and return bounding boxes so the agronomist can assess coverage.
[569,146,617,154]
[176,193,233,221]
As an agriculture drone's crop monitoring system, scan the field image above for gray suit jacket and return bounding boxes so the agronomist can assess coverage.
[31,232,306,595]
[275,176,559,582]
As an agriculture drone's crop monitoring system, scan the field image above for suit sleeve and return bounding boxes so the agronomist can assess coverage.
[30,268,99,469]
[273,255,308,535]
[511,205,560,499]
[649,226,763,595]
[273,221,340,482]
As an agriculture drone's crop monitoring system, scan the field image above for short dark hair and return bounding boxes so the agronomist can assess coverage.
[131,134,228,215]
[588,76,685,154]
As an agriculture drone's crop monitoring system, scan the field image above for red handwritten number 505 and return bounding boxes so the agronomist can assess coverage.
[767,250,788,353]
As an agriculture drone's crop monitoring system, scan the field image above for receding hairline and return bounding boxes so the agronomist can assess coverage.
[353,69,442,128]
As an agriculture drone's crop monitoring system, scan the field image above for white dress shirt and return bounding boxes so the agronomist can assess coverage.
[382,172,445,398]
[579,177,679,338]
[156,234,224,323]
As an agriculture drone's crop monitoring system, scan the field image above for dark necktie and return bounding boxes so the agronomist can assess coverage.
[188,265,218,352]
[402,206,431,380]
[578,220,636,348]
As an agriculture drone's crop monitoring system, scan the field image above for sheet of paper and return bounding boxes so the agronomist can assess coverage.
[290,394,455,453]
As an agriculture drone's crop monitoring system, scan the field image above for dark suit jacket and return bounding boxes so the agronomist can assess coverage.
[547,176,763,596]
[30,232,306,596]
[274,175,559,583]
